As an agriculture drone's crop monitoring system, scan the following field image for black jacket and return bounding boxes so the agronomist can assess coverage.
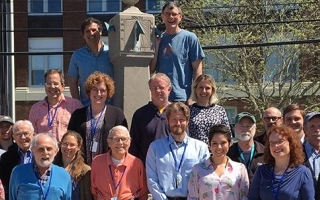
[227,141,264,181]
[0,143,20,199]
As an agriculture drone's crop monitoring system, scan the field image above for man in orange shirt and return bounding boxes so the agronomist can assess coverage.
[91,125,148,200]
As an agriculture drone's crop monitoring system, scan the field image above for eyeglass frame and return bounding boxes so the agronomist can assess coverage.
[107,137,131,143]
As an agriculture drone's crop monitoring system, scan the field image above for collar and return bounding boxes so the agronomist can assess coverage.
[85,41,105,53]
[205,156,233,170]
[33,162,52,177]
[107,150,129,167]
[17,147,31,155]
[305,141,318,154]
[167,134,189,145]
[42,94,66,106]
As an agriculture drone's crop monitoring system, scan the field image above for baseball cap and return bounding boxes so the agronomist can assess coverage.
[235,112,256,124]
[0,115,14,124]
[304,112,320,126]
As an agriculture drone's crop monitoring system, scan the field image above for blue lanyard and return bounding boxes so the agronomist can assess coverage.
[271,167,288,200]
[237,143,255,172]
[36,168,53,200]
[169,140,187,172]
[90,105,105,138]
[109,165,126,191]
[46,99,60,128]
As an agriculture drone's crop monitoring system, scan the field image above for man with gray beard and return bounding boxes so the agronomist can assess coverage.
[9,133,72,200]
[303,112,320,189]
[227,112,264,181]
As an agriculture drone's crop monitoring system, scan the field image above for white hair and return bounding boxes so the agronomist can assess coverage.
[30,133,58,150]
[12,120,34,134]
[108,125,129,138]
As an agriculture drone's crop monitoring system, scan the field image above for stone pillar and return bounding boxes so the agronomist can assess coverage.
[108,0,155,127]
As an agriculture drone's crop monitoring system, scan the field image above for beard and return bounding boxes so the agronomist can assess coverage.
[170,126,185,136]
[236,132,252,141]
[35,156,54,168]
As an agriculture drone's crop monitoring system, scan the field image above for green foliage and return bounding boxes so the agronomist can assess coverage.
[178,0,320,118]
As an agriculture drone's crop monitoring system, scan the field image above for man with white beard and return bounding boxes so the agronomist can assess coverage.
[227,112,264,181]
[9,133,72,200]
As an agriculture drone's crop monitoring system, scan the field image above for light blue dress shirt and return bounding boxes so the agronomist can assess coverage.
[146,134,209,199]
[304,141,320,182]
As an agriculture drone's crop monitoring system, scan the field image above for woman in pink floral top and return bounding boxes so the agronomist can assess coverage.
[0,179,4,200]
[188,124,249,200]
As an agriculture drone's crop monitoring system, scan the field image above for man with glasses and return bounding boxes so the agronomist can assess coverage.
[255,107,283,145]
[29,69,82,142]
[0,120,35,199]
[0,115,14,152]
[227,112,264,181]
[91,125,148,200]
[149,2,205,104]
[129,73,171,165]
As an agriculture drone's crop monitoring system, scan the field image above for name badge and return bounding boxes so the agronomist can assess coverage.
[111,197,118,200]
[91,140,98,152]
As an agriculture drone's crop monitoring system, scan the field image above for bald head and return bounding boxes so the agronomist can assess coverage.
[263,107,283,133]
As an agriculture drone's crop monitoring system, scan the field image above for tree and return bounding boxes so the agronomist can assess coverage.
[178,0,320,119]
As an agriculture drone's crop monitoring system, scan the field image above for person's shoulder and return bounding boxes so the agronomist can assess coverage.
[150,136,167,147]
[92,152,109,163]
[72,106,87,114]
[126,153,144,165]
[106,105,124,112]
[135,102,154,113]
[64,96,81,103]
[254,141,265,151]
[72,46,87,54]
[30,99,46,109]
[189,136,207,147]
[52,164,70,174]
[12,162,32,172]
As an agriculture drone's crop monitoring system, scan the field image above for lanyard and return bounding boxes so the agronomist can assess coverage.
[109,165,126,191]
[271,167,288,200]
[36,168,53,200]
[169,141,187,172]
[90,105,105,138]
[237,143,255,172]
[47,100,60,128]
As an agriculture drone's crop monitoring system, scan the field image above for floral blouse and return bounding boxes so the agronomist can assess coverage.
[0,179,4,200]
[188,158,249,200]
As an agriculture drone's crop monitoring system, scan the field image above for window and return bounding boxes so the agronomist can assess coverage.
[146,0,172,13]
[87,0,121,13]
[28,38,63,86]
[263,33,299,83]
[28,0,62,14]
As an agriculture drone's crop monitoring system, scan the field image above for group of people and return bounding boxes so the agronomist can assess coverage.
[0,1,319,200]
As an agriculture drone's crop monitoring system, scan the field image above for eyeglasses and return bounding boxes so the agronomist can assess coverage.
[13,131,32,138]
[163,12,181,18]
[61,142,78,148]
[269,139,287,147]
[263,117,282,122]
[150,86,168,92]
[108,137,130,143]
[45,82,61,88]
[0,124,12,130]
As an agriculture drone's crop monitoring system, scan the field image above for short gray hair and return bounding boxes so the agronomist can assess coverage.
[30,133,58,150]
[108,125,129,138]
[12,120,34,134]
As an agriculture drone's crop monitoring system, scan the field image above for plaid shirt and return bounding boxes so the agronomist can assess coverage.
[33,163,51,186]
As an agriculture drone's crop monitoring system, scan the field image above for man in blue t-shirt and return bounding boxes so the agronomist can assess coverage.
[150,2,205,103]
[68,17,114,106]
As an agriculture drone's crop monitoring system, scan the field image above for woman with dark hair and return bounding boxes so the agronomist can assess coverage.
[54,130,93,200]
[248,125,314,200]
[68,72,127,164]
[188,74,229,144]
[188,124,249,200]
